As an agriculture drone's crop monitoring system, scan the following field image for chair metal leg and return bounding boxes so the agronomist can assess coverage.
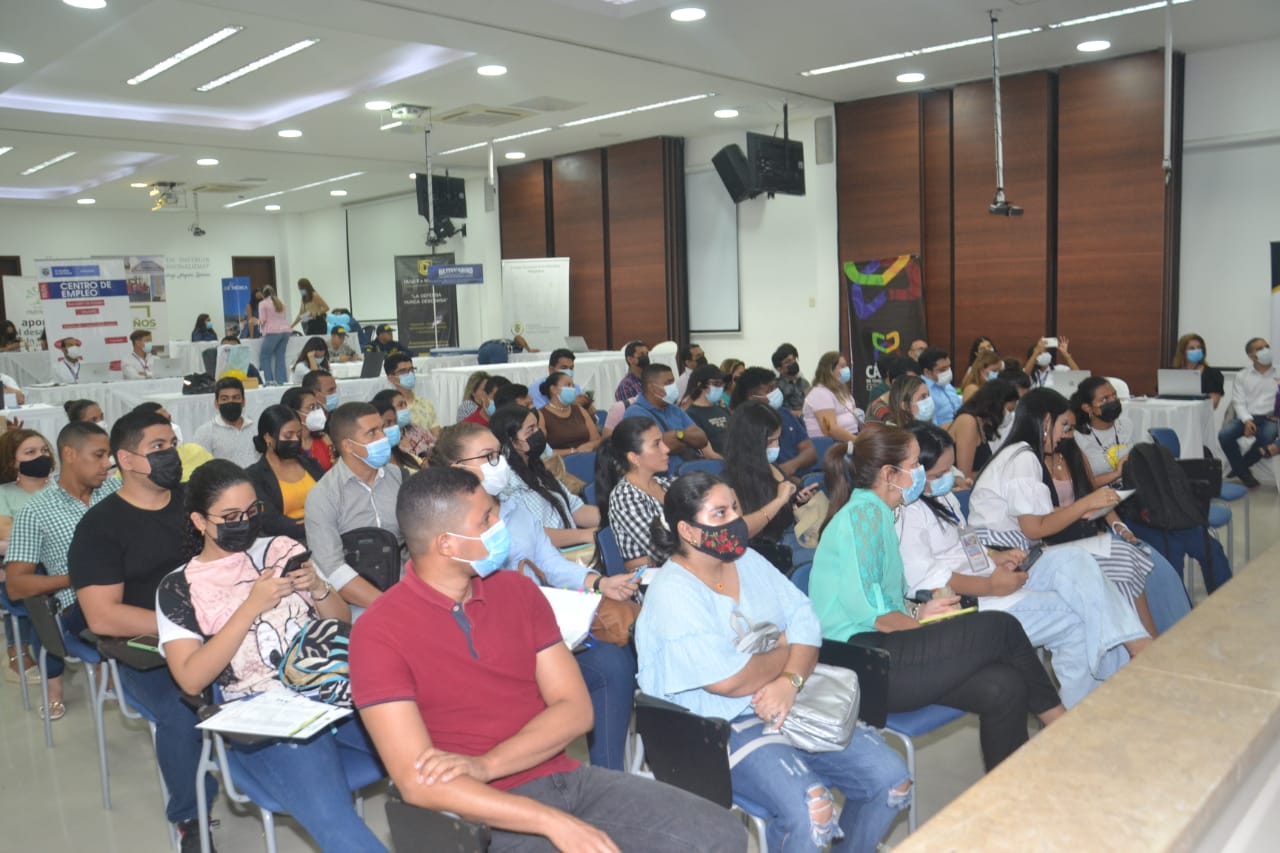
[884,729,918,833]
[1243,493,1251,562]
[749,813,769,853]
[261,809,279,853]
[88,662,111,810]
[11,613,30,711]
[197,735,216,853]
[150,722,179,852]
[1226,516,1235,568]
[38,647,53,748]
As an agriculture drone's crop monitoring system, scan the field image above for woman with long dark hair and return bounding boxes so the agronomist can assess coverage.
[489,404,600,548]
[281,387,334,472]
[595,416,671,570]
[191,312,217,343]
[291,336,330,383]
[946,378,1019,479]
[1069,377,1132,487]
[1171,332,1225,408]
[680,364,729,456]
[899,423,1149,707]
[637,472,908,852]
[536,371,602,455]
[722,402,806,569]
[370,389,431,471]
[155,460,385,851]
[245,405,325,542]
[290,278,330,335]
[0,428,54,689]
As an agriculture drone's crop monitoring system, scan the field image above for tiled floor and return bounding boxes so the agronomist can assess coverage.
[2,487,1272,852]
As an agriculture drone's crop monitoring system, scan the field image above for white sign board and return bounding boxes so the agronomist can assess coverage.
[38,259,132,380]
[2,275,45,351]
[501,257,570,351]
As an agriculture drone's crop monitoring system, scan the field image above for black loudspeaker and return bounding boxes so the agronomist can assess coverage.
[712,144,757,203]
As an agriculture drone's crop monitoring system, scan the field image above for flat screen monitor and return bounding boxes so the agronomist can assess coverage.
[415,173,467,220]
[746,131,805,196]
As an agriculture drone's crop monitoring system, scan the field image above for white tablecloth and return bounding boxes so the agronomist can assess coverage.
[1,404,70,441]
[0,351,56,386]
[24,378,185,422]
[169,336,325,375]
[1125,398,1217,459]
[431,354,628,425]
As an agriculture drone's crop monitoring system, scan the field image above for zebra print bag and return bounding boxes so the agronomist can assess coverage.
[278,618,352,707]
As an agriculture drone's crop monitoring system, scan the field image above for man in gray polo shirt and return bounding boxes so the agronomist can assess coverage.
[304,402,403,610]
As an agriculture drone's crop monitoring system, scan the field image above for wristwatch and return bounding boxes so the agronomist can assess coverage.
[781,671,805,691]
[676,429,685,441]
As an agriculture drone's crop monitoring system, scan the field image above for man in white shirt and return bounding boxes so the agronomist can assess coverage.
[121,329,154,380]
[53,336,86,383]
[674,342,705,398]
[1217,336,1279,488]
[191,376,258,467]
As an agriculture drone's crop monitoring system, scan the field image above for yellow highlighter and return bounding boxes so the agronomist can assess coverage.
[919,606,978,625]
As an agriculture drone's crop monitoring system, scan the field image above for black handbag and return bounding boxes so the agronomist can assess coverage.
[750,538,794,575]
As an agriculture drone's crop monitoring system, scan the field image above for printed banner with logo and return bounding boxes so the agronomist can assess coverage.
[1,275,46,351]
[38,259,132,379]
[844,255,927,407]
[394,254,461,352]
[222,277,253,340]
[121,255,170,350]
[1271,242,1280,349]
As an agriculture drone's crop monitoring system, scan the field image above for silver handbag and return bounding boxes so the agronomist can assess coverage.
[731,612,860,752]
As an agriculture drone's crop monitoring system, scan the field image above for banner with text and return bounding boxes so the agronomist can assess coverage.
[222,277,252,340]
[844,255,927,407]
[39,259,132,377]
[1272,242,1280,350]
[2,275,45,351]
[501,258,570,352]
[122,255,171,350]
[394,254,459,352]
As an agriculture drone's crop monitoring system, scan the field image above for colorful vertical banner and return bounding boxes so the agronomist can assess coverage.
[1271,242,1280,350]
[1,275,46,350]
[394,254,461,352]
[122,255,170,350]
[222,277,252,339]
[843,255,927,406]
[38,259,132,374]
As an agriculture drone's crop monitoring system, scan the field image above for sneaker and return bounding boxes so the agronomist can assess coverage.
[177,819,217,853]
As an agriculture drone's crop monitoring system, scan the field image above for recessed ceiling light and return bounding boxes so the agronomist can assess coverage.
[77,198,96,205]
[264,204,281,211]
[504,151,526,160]
[129,181,148,188]
[365,100,392,111]
[63,0,108,9]
[477,65,507,76]
[670,8,706,23]
[277,129,303,138]
[195,38,318,92]
[713,108,739,119]
[0,52,25,65]
[196,158,219,166]
[560,92,715,128]
[126,26,242,85]
[329,189,348,196]
[19,151,76,175]
[896,72,926,83]
[1077,40,1111,52]
[409,172,417,179]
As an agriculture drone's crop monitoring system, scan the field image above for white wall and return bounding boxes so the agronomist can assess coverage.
[1180,38,1280,365]
[683,113,840,373]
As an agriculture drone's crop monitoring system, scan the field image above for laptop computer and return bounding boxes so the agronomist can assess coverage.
[78,363,113,384]
[359,351,386,379]
[564,335,589,352]
[1047,369,1091,398]
[150,358,187,379]
[1157,369,1208,399]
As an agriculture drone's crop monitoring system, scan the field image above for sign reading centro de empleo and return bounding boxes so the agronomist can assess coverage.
[39,259,132,375]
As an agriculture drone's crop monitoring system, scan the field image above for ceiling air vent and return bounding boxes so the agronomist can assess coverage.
[435,104,535,127]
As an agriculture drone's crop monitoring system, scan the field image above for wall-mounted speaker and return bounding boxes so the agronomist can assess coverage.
[712,144,757,203]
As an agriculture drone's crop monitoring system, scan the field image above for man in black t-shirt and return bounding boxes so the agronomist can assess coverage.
[70,410,218,851]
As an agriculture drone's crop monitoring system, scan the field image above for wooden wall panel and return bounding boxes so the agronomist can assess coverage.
[952,72,1053,369]
[835,94,922,355]
[606,138,670,350]
[497,160,550,259]
[551,151,608,346]
[1057,52,1168,394]
[921,90,954,358]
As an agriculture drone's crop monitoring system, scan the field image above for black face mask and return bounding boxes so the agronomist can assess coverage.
[525,430,549,460]
[211,514,262,553]
[219,402,244,423]
[144,447,183,491]
[694,356,708,367]
[636,355,651,369]
[1099,400,1123,423]
[275,439,303,460]
[686,517,750,560]
[785,363,800,377]
[18,455,54,479]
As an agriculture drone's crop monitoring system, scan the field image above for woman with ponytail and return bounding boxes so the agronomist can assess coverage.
[810,423,1065,771]
[637,472,909,853]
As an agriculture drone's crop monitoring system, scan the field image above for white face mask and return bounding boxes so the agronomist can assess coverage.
[476,455,512,496]
[1256,347,1273,367]
[304,408,327,432]
[1036,352,1053,367]
[934,368,953,387]
[65,345,82,359]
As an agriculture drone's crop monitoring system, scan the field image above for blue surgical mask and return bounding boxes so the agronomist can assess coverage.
[838,366,851,384]
[396,408,412,428]
[766,446,781,463]
[205,321,214,330]
[561,368,574,379]
[448,519,511,578]
[142,341,153,354]
[662,383,679,405]
[928,471,956,497]
[706,386,724,404]
[485,400,496,417]
[558,386,579,406]
[353,436,391,469]
[766,388,784,410]
[383,425,402,446]
[398,372,417,390]
[325,392,340,412]
[892,464,928,504]
[1186,349,1205,364]
[914,395,935,422]
[986,370,999,382]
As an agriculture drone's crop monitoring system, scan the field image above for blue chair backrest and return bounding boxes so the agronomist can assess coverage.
[677,458,724,476]
[809,436,837,469]
[1149,427,1181,457]
[477,340,510,365]
[584,482,597,507]
[790,562,812,594]
[801,470,825,494]
[358,324,375,350]
[597,527,626,575]
[595,409,608,430]
[563,452,596,484]
[954,487,971,519]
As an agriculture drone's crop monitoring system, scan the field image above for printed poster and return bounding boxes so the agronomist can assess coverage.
[38,259,132,377]
[844,255,927,407]
[2,275,45,351]
[394,254,460,352]
[222,277,252,339]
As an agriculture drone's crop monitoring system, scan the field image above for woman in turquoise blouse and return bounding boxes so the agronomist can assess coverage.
[809,423,1064,770]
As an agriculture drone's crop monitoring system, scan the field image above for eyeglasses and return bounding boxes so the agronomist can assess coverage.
[456,448,506,467]
[206,501,264,524]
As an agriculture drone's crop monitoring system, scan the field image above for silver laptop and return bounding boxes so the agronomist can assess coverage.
[78,363,113,383]
[150,358,187,379]
[1157,369,1207,398]
[1047,369,1091,397]
[564,335,589,352]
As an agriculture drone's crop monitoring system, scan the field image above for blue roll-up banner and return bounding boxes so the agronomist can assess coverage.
[222,277,252,339]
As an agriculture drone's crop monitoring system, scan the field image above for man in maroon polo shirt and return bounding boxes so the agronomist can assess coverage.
[351,467,745,852]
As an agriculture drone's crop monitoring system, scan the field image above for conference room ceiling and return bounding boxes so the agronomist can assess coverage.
[0,0,1276,213]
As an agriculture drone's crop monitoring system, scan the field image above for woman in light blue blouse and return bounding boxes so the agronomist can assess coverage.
[637,472,909,853]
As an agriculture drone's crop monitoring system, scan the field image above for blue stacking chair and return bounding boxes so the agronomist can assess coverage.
[595,527,626,576]
[1147,428,1243,570]
[677,458,724,476]
[954,487,972,519]
[23,595,106,752]
[1,590,33,711]
[583,482,597,507]
[800,470,825,495]
[595,409,608,431]
[562,452,596,484]
[808,436,836,471]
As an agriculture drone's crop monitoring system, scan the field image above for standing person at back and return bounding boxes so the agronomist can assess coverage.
[256,286,292,386]
[1218,336,1279,488]
[290,277,330,335]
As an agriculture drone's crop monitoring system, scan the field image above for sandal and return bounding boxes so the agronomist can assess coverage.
[40,701,66,721]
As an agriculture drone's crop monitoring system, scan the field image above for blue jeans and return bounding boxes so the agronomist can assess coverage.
[727,715,908,853]
[574,641,636,771]
[117,664,218,824]
[1218,416,1278,476]
[1140,545,1192,633]
[230,719,387,852]
[260,332,291,385]
[1129,522,1233,595]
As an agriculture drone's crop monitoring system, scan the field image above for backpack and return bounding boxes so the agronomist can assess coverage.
[1119,443,1208,530]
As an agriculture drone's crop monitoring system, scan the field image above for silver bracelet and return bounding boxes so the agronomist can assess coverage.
[313,583,333,601]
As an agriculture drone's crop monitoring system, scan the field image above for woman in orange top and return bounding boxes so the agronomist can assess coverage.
[245,405,325,543]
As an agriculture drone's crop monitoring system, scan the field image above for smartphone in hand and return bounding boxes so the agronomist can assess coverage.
[281,550,313,576]
[1016,545,1045,573]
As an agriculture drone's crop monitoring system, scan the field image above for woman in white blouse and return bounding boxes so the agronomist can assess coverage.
[803,350,862,442]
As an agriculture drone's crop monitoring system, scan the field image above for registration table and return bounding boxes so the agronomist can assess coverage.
[431,353,629,425]
[1123,396,1217,459]
[168,336,325,376]
[24,378,184,422]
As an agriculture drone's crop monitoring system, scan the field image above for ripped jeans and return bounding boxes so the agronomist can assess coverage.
[727,714,909,853]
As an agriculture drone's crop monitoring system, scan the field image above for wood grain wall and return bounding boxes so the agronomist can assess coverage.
[552,150,607,341]
[497,160,550,259]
